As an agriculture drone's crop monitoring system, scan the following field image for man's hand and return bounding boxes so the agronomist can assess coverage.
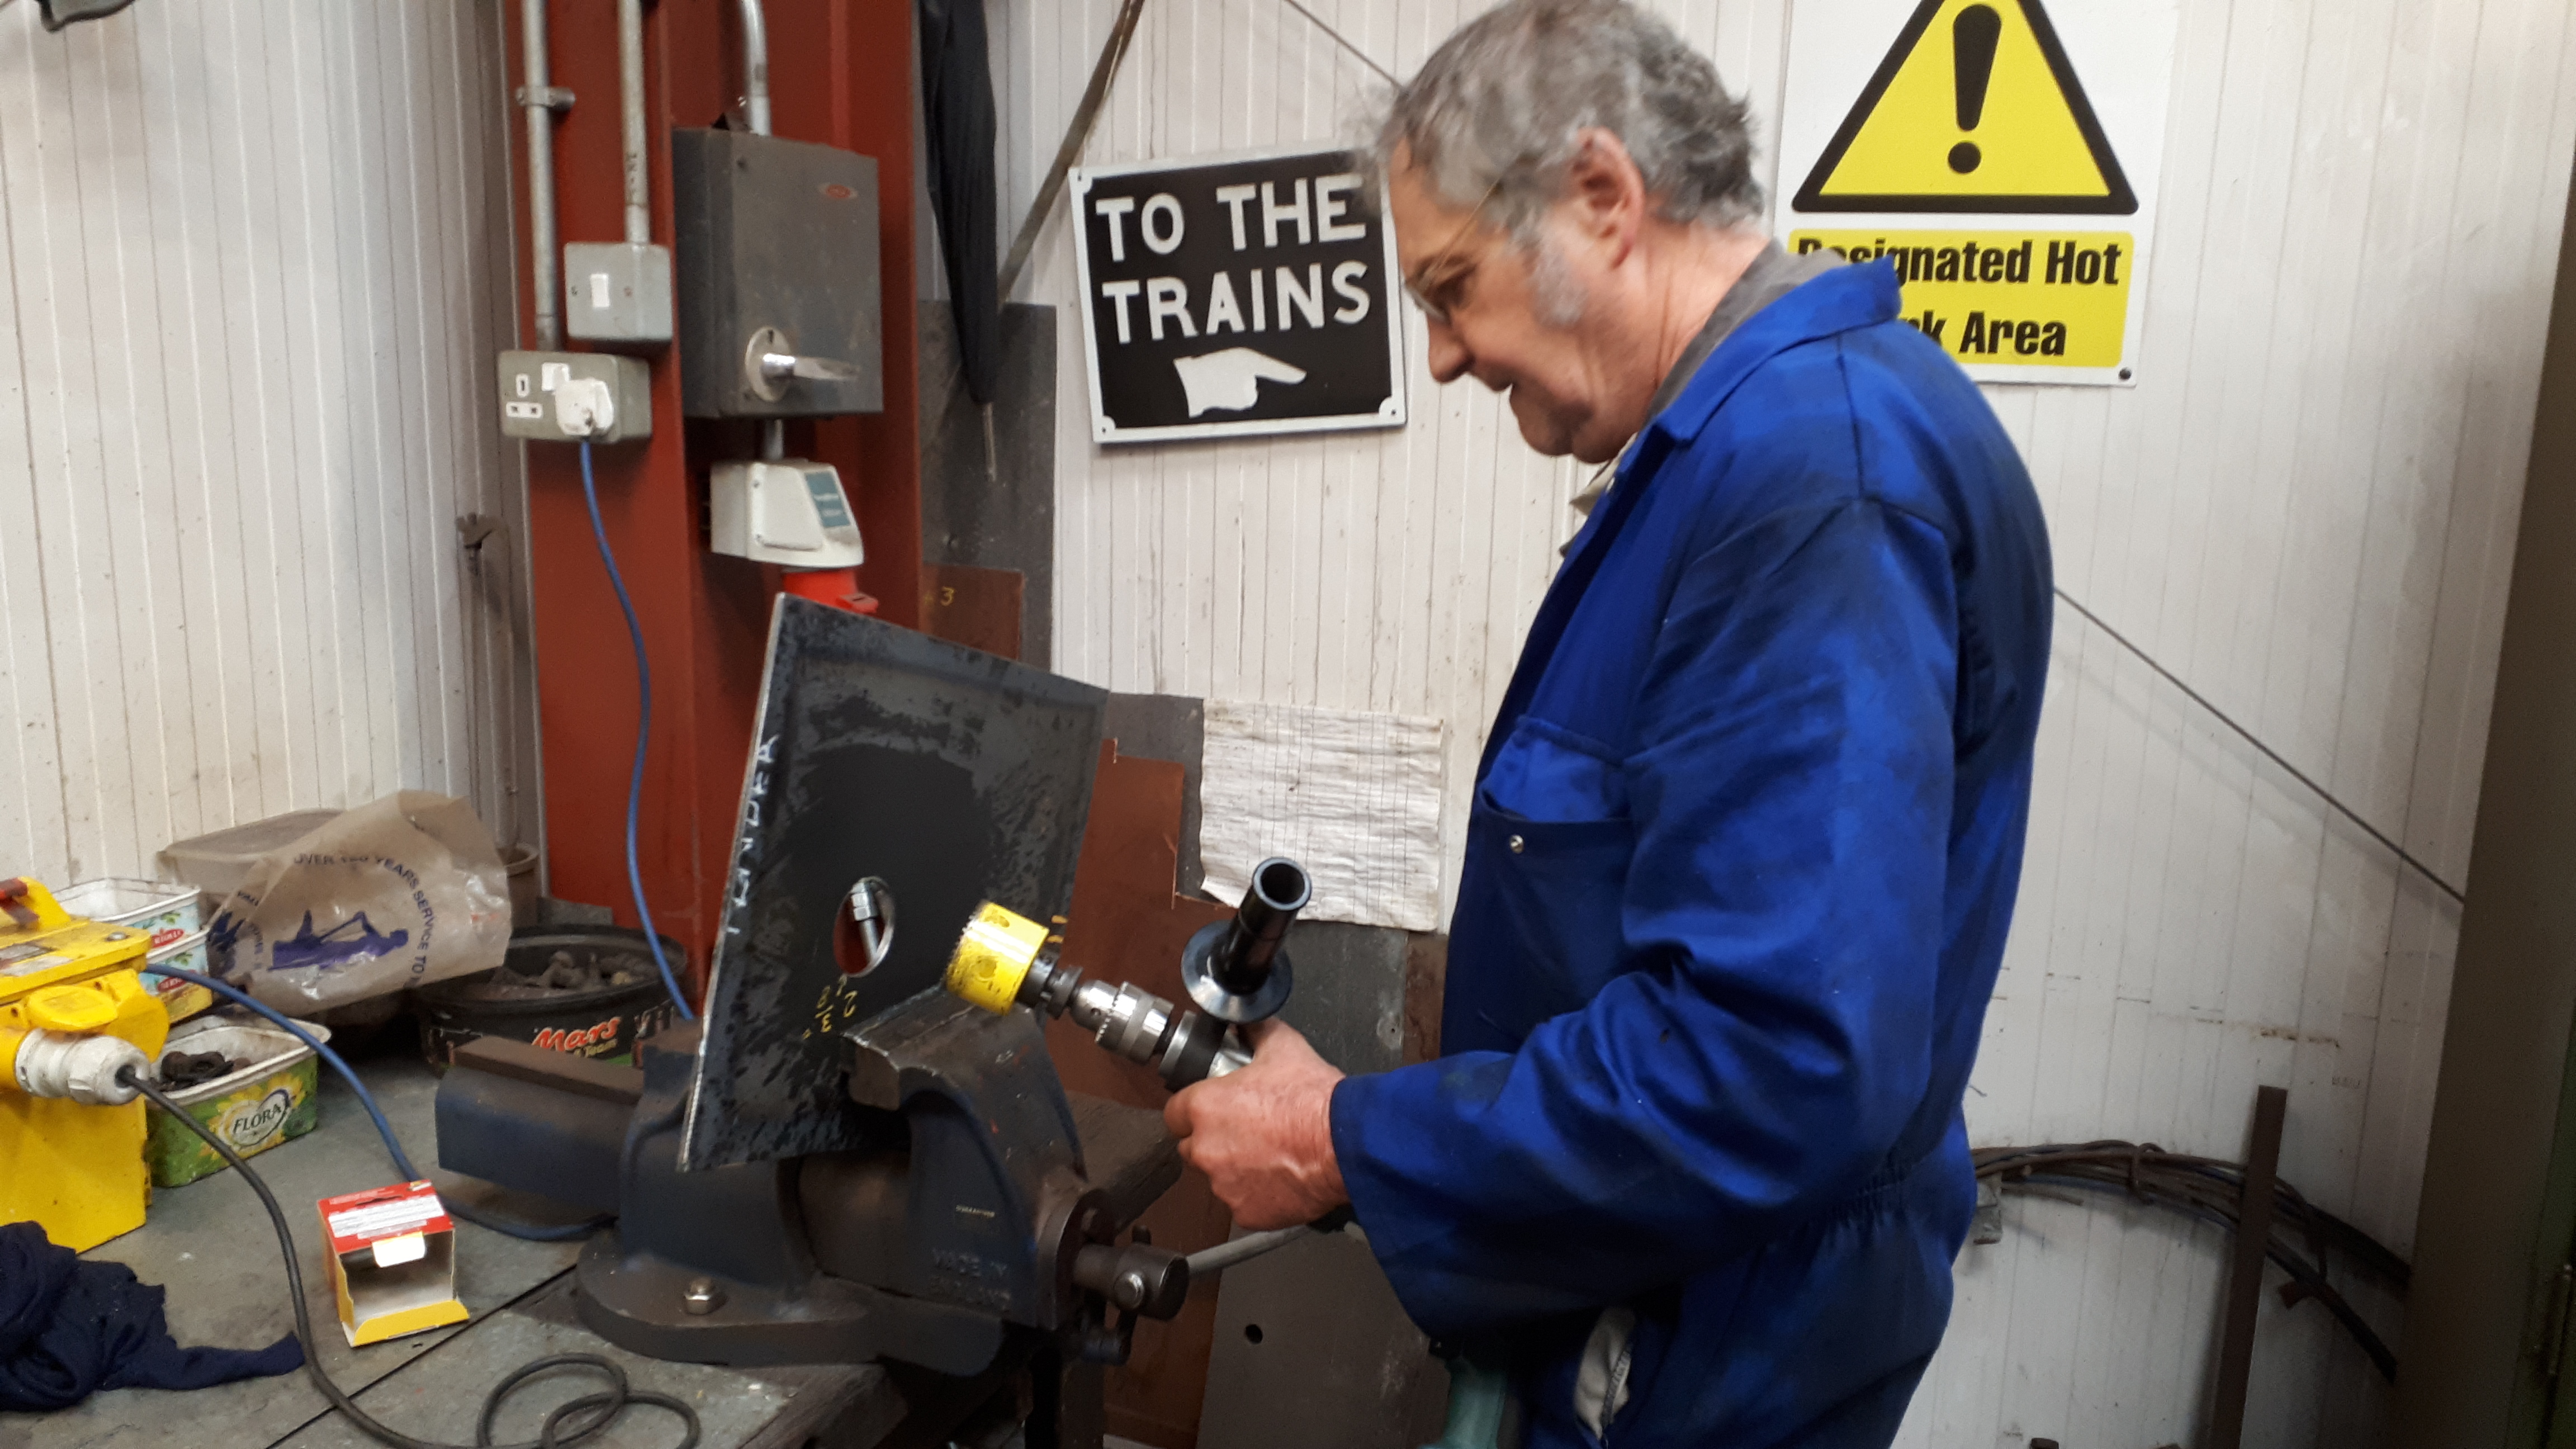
[1164,1020,1349,1230]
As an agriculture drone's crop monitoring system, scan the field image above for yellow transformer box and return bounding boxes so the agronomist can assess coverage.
[1,876,169,1250]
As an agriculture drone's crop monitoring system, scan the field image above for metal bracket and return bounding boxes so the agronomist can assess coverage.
[456,513,501,564]
[515,85,576,111]
[1969,1176,2004,1246]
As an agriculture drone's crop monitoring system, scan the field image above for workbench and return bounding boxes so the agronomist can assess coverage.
[0,1053,1006,1449]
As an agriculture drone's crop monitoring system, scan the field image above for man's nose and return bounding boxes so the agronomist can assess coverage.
[1425,318,1470,383]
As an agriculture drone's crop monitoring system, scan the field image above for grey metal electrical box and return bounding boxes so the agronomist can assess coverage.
[671,127,883,420]
[564,240,675,347]
[496,351,654,444]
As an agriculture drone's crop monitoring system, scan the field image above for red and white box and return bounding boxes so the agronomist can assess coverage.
[317,1181,468,1345]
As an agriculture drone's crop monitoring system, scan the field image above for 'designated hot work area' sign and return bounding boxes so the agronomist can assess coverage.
[1779,0,2180,385]
[1072,147,1407,444]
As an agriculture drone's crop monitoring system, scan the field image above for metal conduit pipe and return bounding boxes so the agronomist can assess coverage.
[736,0,772,137]
[518,0,563,350]
[738,0,782,462]
[618,0,649,246]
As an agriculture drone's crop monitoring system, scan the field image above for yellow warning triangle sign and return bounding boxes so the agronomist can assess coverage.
[1794,0,2135,214]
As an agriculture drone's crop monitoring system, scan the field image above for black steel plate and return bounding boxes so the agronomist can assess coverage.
[680,597,1104,1169]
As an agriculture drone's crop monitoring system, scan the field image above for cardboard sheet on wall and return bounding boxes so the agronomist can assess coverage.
[1197,700,1444,933]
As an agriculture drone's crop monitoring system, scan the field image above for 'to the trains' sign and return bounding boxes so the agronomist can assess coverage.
[1071,146,1407,444]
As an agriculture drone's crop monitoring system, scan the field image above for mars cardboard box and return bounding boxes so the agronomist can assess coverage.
[318,1180,468,1346]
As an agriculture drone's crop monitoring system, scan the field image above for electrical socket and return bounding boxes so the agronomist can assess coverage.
[497,351,654,444]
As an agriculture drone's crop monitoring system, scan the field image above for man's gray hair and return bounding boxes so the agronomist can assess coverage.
[1374,0,1763,243]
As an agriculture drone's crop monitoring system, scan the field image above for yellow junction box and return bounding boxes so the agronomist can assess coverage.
[1,877,169,1251]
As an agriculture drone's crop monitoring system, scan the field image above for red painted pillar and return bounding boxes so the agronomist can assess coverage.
[503,0,921,996]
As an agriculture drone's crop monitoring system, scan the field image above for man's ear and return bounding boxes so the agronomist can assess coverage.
[1562,127,1647,264]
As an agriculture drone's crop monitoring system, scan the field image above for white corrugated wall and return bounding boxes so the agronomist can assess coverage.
[986,0,2576,1443]
[0,0,537,888]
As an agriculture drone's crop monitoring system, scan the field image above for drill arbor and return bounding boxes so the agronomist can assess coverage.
[944,857,1313,1090]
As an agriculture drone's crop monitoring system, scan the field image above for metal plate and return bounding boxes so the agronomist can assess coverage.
[681,598,1105,1169]
[1197,1229,1452,1449]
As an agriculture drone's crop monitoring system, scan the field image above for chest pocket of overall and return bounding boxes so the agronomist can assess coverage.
[1454,718,1639,1047]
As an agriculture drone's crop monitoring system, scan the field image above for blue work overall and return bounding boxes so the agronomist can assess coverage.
[1332,261,2053,1448]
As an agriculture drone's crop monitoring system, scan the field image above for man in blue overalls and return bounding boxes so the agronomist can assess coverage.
[1166,2,2053,1443]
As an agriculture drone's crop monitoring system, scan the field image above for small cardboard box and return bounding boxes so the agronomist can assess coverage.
[317,1181,469,1346]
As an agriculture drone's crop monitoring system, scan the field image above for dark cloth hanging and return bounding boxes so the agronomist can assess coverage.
[0,1220,303,1412]
[918,0,1001,404]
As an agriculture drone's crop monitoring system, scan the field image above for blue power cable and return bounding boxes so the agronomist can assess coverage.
[142,965,417,1177]
[136,963,599,1242]
[115,441,691,1243]
[578,441,694,1023]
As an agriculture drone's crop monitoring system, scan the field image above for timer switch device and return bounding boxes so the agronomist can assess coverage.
[709,459,865,569]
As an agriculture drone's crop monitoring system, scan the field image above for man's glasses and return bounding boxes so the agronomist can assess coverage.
[1403,169,1509,326]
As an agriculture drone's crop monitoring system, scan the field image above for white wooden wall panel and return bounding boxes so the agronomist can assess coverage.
[982,1,2573,1444]
[0,0,536,888]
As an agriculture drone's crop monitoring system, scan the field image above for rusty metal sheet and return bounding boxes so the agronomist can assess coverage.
[923,563,1026,661]
[1049,739,1235,1447]
[680,596,1105,1171]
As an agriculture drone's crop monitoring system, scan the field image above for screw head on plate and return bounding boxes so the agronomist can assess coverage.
[681,1276,725,1315]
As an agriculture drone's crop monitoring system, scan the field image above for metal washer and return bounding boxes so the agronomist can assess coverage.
[1178,918,1294,1024]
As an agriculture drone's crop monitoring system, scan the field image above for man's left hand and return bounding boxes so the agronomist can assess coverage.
[1164,1020,1349,1230]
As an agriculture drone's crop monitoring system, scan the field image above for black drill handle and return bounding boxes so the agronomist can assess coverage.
[1211,858,1311,997]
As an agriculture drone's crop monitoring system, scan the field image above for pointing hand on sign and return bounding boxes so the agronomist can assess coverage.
[1173,347,1308,417]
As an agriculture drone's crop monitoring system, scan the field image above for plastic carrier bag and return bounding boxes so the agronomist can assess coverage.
[207,792,513,1013]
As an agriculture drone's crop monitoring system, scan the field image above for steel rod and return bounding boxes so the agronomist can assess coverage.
[998,0,1148,302]
[1182,1224,1312,1279]
[736,0,771,136]
[618,0,648,245]
[2209,1085,2289,1448]
[518,0,561,349]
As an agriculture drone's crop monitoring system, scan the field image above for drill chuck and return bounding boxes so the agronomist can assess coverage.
[942,901,1251,1087]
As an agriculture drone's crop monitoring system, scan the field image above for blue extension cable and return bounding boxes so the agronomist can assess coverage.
[134,963,598,1241]
[116,446,686,1242]
[117,443,693,1240]
[578,441,693,1023]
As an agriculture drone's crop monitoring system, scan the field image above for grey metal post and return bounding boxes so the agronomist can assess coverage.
[736,0,771,136]
[619,0,649,247]
[519,0,562,350]
[740,0,782,461]
[2208,1085,2288,1449]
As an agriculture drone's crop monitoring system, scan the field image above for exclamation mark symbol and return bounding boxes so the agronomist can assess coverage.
[1949,4,2001,174]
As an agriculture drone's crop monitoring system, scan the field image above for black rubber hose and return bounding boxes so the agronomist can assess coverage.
[118,1067,698,1449]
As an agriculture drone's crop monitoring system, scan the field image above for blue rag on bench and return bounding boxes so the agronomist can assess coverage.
[0,1220,303,1412]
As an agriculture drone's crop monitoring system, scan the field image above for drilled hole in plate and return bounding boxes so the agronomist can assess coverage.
[1243,1323,1264,1346]
[832,877,896,977]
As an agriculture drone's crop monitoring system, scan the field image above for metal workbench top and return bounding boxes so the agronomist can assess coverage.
[0,1051,897,1449]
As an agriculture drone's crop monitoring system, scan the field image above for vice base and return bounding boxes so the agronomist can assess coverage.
[574,1229,1007,1375]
